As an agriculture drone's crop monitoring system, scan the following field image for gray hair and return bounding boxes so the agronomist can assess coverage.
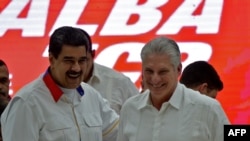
[140,36,181,68]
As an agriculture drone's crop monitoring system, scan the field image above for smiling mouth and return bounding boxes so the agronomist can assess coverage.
[68,73,81,78]
[151,84,164,88]
[67,71,82,79]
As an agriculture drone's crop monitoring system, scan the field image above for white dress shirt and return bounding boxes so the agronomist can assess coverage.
[117,83,230,141]
[87,63,139,114]
[1,71,119,141]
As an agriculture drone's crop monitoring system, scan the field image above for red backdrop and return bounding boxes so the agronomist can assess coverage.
[1,0,250,124]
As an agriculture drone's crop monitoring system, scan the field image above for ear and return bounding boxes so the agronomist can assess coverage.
[197,83,208,94]
[48,53,54,65]
[177,63,182,75]
[91,49,96,58]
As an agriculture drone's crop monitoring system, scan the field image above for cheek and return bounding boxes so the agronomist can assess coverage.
[81,63,87,71]
[170,71,179,79]
[58,63,71,71]
[6,83,10,88]
[143,74,152,81]
[50,61,62,69]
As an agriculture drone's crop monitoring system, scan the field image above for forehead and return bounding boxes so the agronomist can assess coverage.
[59,45,87,58]
[143,53,172,68]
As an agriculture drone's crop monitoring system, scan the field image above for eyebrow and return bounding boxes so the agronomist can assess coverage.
[63,56,87,60]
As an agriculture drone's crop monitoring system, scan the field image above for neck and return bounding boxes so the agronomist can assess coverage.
[150,94,170,111]
[84,66,94,82]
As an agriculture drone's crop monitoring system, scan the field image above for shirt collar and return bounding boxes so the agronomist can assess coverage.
[137,89,151,109]
[168,83,183,109]
[88,63,101,82]
[43,68,84,102]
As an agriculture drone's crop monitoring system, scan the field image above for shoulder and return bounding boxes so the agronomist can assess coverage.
[80,82,109,102]
[179,84,229,122]
[119,91,149,119]
[94,63,131,80]
[123,91,148,108]
[181,83,223,110]
[14,75,45,102]
[1,75,45,120]
[81,82,101,96]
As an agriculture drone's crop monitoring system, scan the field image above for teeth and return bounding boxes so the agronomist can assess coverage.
[153,85,161,88]
[69,74,80,78]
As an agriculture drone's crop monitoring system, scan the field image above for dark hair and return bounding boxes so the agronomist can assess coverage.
[0,59,7,67]
[79,28,92,52]
[141,36,181,68]
[180,61,223,91]
[49,26,92,58]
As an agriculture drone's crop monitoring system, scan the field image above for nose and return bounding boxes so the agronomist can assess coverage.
[151,73,161,84]
[71,62,82,72]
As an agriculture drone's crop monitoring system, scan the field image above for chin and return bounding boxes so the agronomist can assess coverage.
[66,83,80,89]
[149,88,163,94]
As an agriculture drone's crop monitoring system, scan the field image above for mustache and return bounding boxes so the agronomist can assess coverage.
[66,70,82,76]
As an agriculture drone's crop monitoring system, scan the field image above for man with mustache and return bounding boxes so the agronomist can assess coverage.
[1,26,119,141]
